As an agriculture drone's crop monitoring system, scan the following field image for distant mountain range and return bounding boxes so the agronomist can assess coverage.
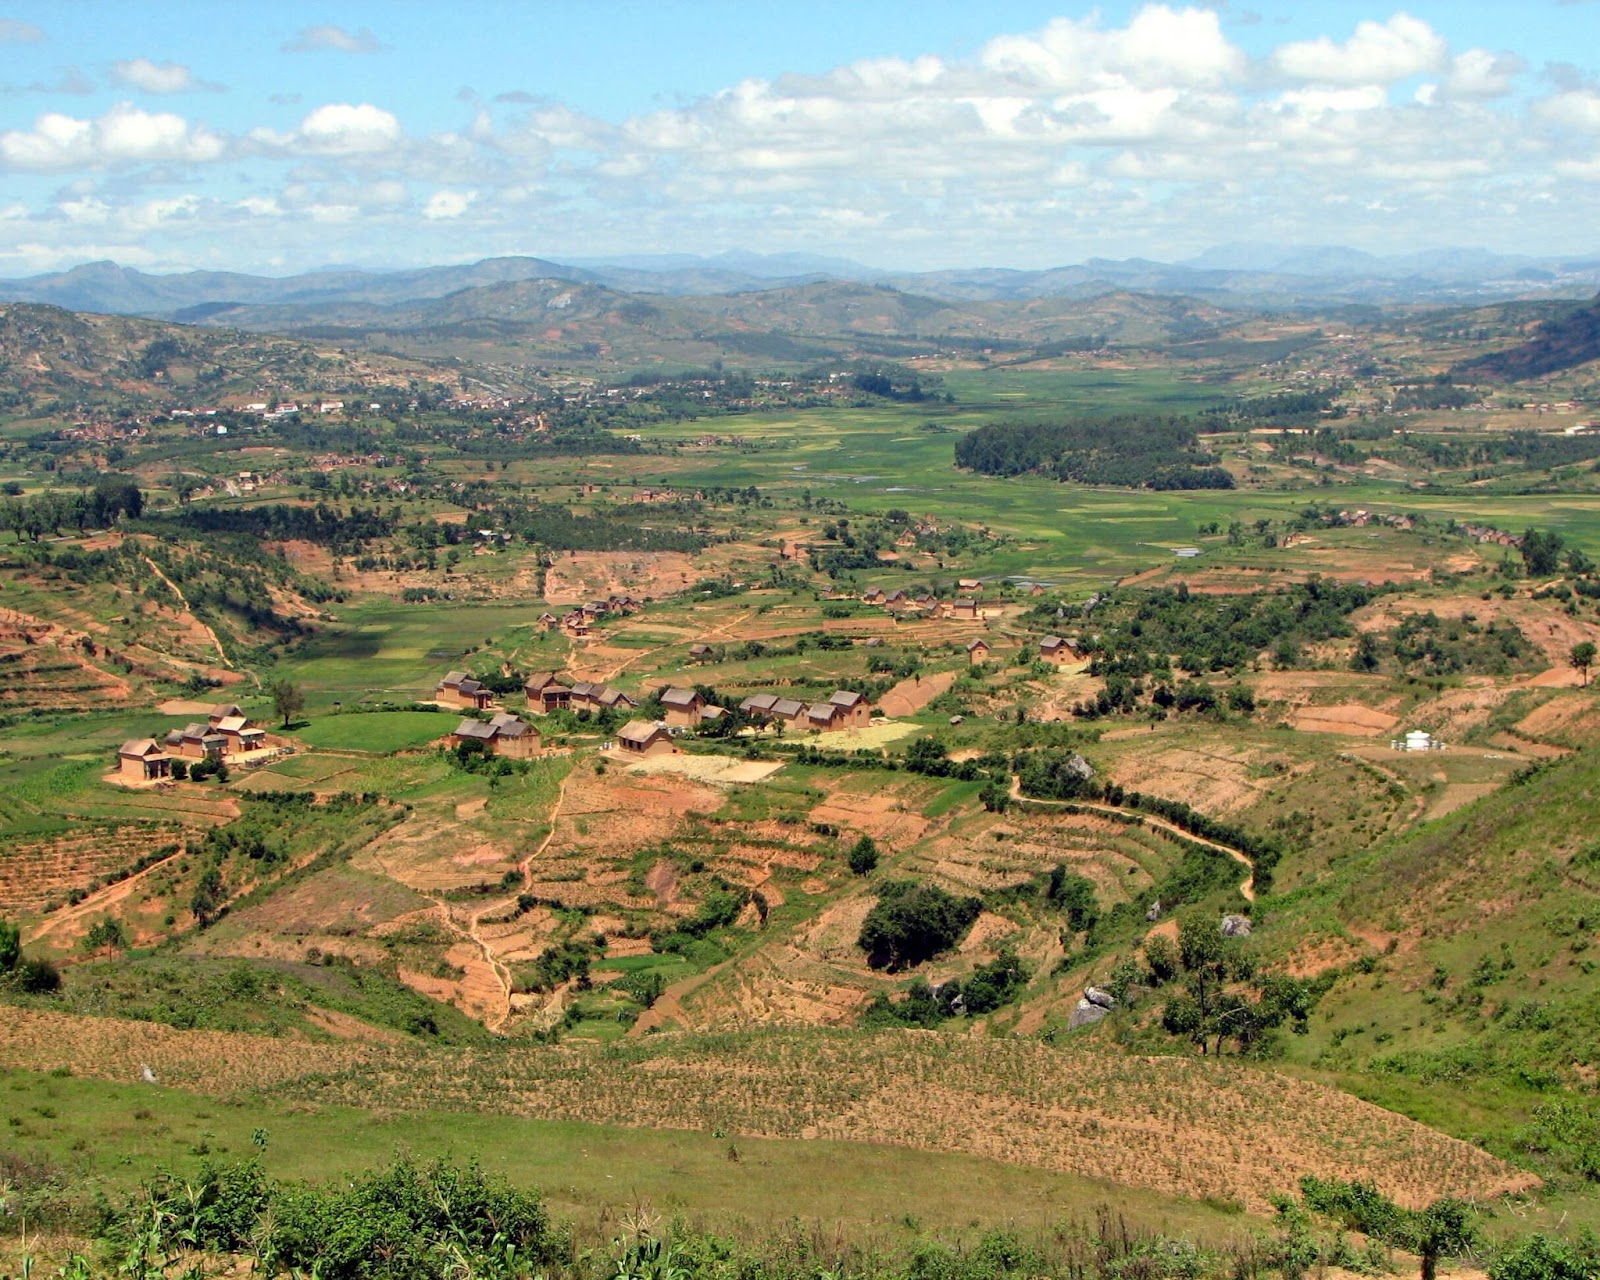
[4,245,1600,326]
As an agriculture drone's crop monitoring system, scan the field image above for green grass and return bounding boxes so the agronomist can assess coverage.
[291,711,459,753]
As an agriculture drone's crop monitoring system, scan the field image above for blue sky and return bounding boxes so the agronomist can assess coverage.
[1,2,1598,275]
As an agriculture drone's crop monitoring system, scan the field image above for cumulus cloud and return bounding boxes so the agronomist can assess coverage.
[0,18,43,42]
[1444,49,1524,99]
[110,58,220,94]
[252,103,403,155]
[282,24,384,54]
[0,103,224,170]
[982,5,1245,90]
[1271,14,1448,85]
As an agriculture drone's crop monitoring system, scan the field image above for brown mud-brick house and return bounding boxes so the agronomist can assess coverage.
[523,671,572,713]
[770,697,808,728]
[166,723,227,760]
[437,670,493,710]
[862,587,886,605]
[1040,635,1078,665]
[957,578,983,594]
[211,714,266,754]
[966,638,991,664]
[688,643,716,663]
[739,693,778,721]
[537,612,559,631]
[118,738,172,782]
[947,598,980,621]
[617,720,672,755]
[206,704,244,728]
[827,689,870,727]
[569,682,636,714]
[806,701,841,730]
[452,713,541,759]
[659,687,705,727]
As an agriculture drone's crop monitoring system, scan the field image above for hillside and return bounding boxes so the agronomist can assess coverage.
[1453,294,1600,381]
[0,302,468,413]
[172,276,1245,367]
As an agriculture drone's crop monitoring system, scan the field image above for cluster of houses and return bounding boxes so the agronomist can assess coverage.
[861,588,983,620]
[736,688,871,732]
[115,704,270,783]
[451,712,541,759]
[522,672,637,715]
[536,594,646,639]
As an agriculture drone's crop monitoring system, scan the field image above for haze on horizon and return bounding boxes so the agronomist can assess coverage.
[0,0,1597,278]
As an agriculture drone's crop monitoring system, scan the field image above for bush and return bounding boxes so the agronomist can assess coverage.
[267,1156,562,1280]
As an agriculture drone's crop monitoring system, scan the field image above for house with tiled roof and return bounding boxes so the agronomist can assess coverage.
[118,739,172,782]
[437,670,493,710]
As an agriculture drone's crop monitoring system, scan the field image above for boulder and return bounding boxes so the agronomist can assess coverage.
[1221,913,1253,937]
[1146,899,1164,922]
[1084,986,1117,1010]
[1068,999,1108,1029]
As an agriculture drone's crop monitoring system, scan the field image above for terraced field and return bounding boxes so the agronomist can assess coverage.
[0,1009,1535,1213]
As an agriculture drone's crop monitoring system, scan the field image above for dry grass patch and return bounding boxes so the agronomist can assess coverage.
[0,1011,1532,1214]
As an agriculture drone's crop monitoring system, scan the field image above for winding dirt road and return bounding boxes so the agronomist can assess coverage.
[1008,776,1256,902]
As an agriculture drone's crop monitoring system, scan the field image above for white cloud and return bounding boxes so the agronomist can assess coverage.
[1443,49,1523,100]
[1272,14,1448,85]
[282,24,384,54]
[1539,90,1600,130]
[282,103,403,155]
[0,18,43,43]
[423,189,474,219]
[982,5,1245,90]
[0,103,224,170]
[111,58,219,94]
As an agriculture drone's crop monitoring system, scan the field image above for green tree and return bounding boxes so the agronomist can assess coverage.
[191,865,226,926]
[1570,641,1596,687]
[0,918,19,972]
[858,881,981,971]
[272,679,306,728]
[847,834,880,875]
[1521,528,1564,577]
[83,916,127,956]
[1413,1200,1477,1280]
[1045,865,1099,932]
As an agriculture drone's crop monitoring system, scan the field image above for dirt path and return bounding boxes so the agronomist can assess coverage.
[596,610,754,683]
[471,767,575,1033]
[1009,778,1256,902]
[877,670,957,718]
[23,845,191,948]
[628,958,730,1036]
[137,552,239,678]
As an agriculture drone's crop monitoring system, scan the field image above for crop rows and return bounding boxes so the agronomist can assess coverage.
[0,1009,1535,1213]
[0,822,186,914]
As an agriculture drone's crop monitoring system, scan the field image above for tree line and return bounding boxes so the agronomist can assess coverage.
[955,415,1234,490]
